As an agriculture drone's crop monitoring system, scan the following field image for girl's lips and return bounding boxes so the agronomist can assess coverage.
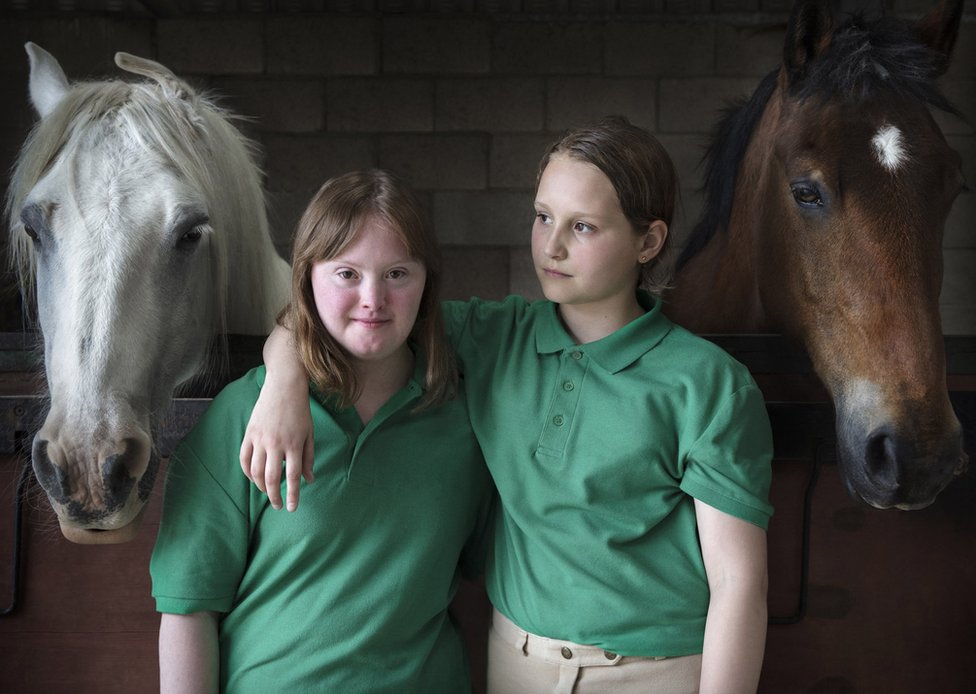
[353,318,390,328]
[543,267,571,278]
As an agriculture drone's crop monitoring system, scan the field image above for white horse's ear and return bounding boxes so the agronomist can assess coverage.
[115,52,190,100]
[26,42,70,118]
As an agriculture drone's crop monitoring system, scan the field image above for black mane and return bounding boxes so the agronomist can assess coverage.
[677,13,961,270]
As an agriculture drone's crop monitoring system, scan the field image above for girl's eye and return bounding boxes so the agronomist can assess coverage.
[535,212,551,225]
[336,270,357,280]
[387,269,407,280]
[573,221,594,234]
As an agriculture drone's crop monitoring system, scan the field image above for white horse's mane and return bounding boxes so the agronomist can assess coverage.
[5,68,285,355]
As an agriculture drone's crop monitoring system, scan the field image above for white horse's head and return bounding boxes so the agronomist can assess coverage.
[6,44,290,543]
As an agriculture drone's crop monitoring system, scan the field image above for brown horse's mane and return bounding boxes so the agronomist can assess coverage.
[677,12,962,270]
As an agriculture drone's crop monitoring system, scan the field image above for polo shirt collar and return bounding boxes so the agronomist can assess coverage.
[535,291,673,374]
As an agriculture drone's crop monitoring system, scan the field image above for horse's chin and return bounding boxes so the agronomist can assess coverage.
[58,505,148,545]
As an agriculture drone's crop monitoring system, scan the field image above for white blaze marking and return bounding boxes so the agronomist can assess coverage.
[872,124,907,172]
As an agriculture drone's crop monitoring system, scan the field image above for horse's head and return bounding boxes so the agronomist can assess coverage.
[670,0,967,509]
[753,0,967,508]
[6,44,288,543]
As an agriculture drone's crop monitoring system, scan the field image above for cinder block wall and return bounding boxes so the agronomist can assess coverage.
[1,0,973,332]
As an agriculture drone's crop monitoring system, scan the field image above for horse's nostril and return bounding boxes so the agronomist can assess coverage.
[865,429,898,483]
[101,449,139,509]
[31,436,70,503]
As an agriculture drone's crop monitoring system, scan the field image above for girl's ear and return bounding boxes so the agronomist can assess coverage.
[638,220,668,263]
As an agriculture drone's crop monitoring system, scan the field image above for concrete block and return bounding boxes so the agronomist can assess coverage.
[547,77,657,132]
[941,248,976,334]
[441,246,511,301]
[267,16,377,76]
[433,190,534,245]
[935,81,975,136]
[1,18,153,78]
[946,135,976,189]
[489,133,557,189]
[327,78,434,132]
[211,78,325,134]
[492,21,602,75]
[715,22,785,78]
[606,22,714,77]
[659,78,758,134]
[941,305,976,335]
[378,134,488,190]
[437,78,544,132]
[263,134,375,193]
[945,192,975,250]
[946,24,974,80]
[713,0,760,12]
[656,133,710,193]
[158,19,262,75]
[664,0,712,13]
[384,17,490,74]
[509,245,545,301]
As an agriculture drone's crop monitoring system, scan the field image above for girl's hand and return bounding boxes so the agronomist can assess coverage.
[239,324,314,511]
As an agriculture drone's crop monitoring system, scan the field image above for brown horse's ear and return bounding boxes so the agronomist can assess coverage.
[915,0,963,69]
[782,0,833,86]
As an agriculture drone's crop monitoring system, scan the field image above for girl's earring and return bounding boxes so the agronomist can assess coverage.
[639,255,647,264]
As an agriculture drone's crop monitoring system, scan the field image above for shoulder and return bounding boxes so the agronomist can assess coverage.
[177,367,264,456]
[658,323,756,388]
[443,295,551,342]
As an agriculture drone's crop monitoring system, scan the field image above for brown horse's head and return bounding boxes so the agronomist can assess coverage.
[670,0,968,509]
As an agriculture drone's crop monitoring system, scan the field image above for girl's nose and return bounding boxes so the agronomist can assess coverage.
[360,277,385,309]
[544,226,568,259]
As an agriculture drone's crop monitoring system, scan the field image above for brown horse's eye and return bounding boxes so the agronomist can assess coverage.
[790,184,823,208]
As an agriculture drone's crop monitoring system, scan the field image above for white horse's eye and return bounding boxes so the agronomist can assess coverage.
[182,228,203,243]
[23,223,40,244]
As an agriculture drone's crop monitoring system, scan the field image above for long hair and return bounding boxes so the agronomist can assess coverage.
[286,170,456,408]
[538,115,678,295]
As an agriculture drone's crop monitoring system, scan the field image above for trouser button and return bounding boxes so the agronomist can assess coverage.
[561,647,573,659]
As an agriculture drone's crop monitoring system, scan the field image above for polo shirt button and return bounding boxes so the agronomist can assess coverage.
[571,351,583,360]
[552,415,564,426]
[561,647,573,659]
[562,381,574,391]
[604,650,617,660]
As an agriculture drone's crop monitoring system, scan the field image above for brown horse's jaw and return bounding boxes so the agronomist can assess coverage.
[59,505,147,544]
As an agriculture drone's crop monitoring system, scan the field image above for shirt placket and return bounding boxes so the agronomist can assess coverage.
[537,348,586,457]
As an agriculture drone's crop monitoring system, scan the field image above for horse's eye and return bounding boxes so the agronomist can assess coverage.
[23,223,40,244]
[176,226,204,249]
[791,184,823,208]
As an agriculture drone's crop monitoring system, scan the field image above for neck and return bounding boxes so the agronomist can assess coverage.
[352,346,414,424]
[557,293,645,345]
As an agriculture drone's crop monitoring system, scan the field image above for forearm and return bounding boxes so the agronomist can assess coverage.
[263,322,305,385]
[159,611,220,694]
[699,577,767,694]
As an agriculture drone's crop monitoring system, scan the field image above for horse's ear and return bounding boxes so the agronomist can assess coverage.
[915,0,963,70]
[782,0,833,86]
[26,43,70,118]
[114,52,191,100]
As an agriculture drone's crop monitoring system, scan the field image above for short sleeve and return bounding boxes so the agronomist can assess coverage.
[680,383,774,529]
[150,394,253,614]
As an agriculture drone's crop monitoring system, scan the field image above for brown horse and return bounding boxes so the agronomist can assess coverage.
[667,0,968,509]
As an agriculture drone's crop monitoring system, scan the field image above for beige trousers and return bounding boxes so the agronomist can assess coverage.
[487,609,702,694]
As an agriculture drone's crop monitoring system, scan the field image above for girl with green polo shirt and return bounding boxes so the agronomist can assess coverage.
[150,170,493,693]
[244,118,774,694]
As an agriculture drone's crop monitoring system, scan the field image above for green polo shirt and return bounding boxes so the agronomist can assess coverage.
[150,364,493,693]
[444,292,773,657]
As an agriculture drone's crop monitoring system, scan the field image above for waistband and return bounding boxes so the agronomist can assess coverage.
[491,608,666,667]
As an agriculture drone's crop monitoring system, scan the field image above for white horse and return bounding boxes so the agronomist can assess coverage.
[5,44,291,544]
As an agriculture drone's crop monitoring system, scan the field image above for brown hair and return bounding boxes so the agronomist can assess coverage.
[538,115,678,294]
[285,170,456,408]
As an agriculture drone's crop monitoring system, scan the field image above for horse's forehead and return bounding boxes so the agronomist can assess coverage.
[781,95,949,175]
[35,130,192,235]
